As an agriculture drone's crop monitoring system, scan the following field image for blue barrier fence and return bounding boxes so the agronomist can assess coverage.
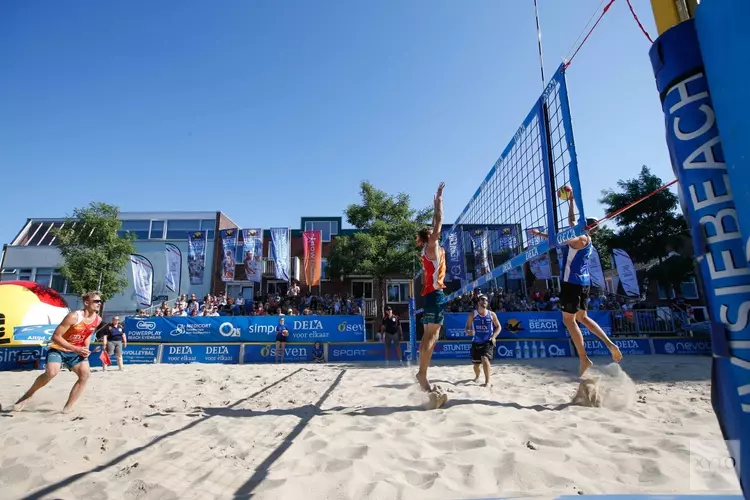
[124,315,366,343]
[0,336,712,371]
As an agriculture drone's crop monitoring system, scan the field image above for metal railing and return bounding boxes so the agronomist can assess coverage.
[609,309,691,336]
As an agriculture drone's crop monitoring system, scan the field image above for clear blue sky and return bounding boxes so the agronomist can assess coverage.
[0,0,671,244]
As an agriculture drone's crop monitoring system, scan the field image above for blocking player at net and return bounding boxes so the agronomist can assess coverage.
[415,182,446,392]
[557,189,622,376]
[464,294,502,387]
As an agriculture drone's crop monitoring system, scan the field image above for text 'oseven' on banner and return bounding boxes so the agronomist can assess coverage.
[303,230,322,286]
[124,316,367,343]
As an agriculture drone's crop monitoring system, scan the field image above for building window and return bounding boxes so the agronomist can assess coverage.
[304,221,334,242]
[120,220,150,240]
[34,268,53,287]
[657,283,676,300]
[680,276,699,300]
[166,220,201,240]
[352,280,374,299]
[150,220,165,239]
[386,281,410,303]
[18,269,33,281]
[0,269,17,281]
[51,270,68,294]
[321,259,329,281]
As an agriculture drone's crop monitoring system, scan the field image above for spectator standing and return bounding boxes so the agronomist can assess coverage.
[103,316,127,371]
[275,316,289,363]
[381,306,403,366]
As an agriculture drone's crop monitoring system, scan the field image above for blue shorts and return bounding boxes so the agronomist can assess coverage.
[421,289,446,325]
[46,348,87,370]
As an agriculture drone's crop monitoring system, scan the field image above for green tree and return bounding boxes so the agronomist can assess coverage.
[590,224,616,270]
[52,202,136,303]
[327,182,433,328]
[647,254,697,296]
[598,166,688,265]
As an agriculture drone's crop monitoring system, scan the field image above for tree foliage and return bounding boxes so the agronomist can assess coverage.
[590,225,616,270]
[52,202,136,302]
[328,182,433,281]
[647,254,696,291]
[598,166,688,265]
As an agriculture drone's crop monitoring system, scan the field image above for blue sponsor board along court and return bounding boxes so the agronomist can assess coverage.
[444,312,612,340]
[243,343,315,363]
[161,344,241,365]
[124,316,365,343]
[88,344,161,367]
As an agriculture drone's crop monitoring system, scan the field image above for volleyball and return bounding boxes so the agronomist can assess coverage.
[557,185,573,200]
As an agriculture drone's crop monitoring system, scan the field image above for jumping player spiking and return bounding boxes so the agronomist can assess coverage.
[537,192,622,376]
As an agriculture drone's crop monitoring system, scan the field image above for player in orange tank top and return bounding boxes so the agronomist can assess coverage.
[415,182,447,393]
[15,291,103,413]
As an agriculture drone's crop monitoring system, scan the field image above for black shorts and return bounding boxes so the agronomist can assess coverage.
[276,335,288,343]
[471,342,494,363]
[560,281,590,314]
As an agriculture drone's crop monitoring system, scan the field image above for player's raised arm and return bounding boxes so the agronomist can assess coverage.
[428,182,445,245]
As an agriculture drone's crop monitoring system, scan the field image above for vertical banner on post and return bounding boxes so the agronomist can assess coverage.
[500,225,523,280]
[650,17,750,492]
[589,246,606,289]
[613,249,639,297]
[471,229,490,278]
[303,230,322,287]
[130,254,154,309]
[164,243,182,293]
[270,227,290,281]
[525,227,552,280]
[187,231,207,285]
[443,227,465,282]
[242,229,263,283]
[220,229,238,282]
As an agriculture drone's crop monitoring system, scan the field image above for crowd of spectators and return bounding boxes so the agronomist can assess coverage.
[444,287,655,313]
[136,281,366,318]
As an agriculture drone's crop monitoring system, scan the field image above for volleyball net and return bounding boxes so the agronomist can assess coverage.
[413,64,587,311]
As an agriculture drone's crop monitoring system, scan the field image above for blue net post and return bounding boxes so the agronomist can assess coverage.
[649,16,749,495]
[408,280,417,363]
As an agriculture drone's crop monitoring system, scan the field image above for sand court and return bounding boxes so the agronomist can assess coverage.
[0,356,741,499]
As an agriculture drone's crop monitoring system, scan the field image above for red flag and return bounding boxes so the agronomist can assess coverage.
[302,230,322,286]
[99,350,112,366]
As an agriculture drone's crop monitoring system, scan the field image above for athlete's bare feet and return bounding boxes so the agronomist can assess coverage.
[608,343,623,363]
[481,382,492,388]
[62,406,73,414]
[415,373,432,392]
[579,357,594,377]
[13,401,26,412]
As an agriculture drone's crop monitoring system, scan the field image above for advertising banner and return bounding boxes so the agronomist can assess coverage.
[187,231,207,285]
[494,339,572,359]
[444,311,613,340]
[471,229,490,278]
[443,227,465,282]
[0,346,46,371]
[242,229,264,283]
[499,225,523,280]
[124,315,366,343]
[328,342,409,362]
[270,227,290,281]
[130,254,154,308]
[161,344,241,364]
[584,338,651,357]
[525,228,552,280]
[652,338,712,356]
[589,246,606,289]
[165,243,182,293]
[220,229,239,282]
[302,230,322,286]
[88,344,161,367]
[613,248,640,297]
[243,343,314,363]
[429,341,473,360]
[12,325,54,345]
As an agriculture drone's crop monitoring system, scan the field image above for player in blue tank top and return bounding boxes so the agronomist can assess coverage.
[464,295,501,387]
[557,191,622,376]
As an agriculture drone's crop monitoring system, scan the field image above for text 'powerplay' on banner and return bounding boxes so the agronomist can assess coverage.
[124,316,366,343]
[444,311,612,339]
